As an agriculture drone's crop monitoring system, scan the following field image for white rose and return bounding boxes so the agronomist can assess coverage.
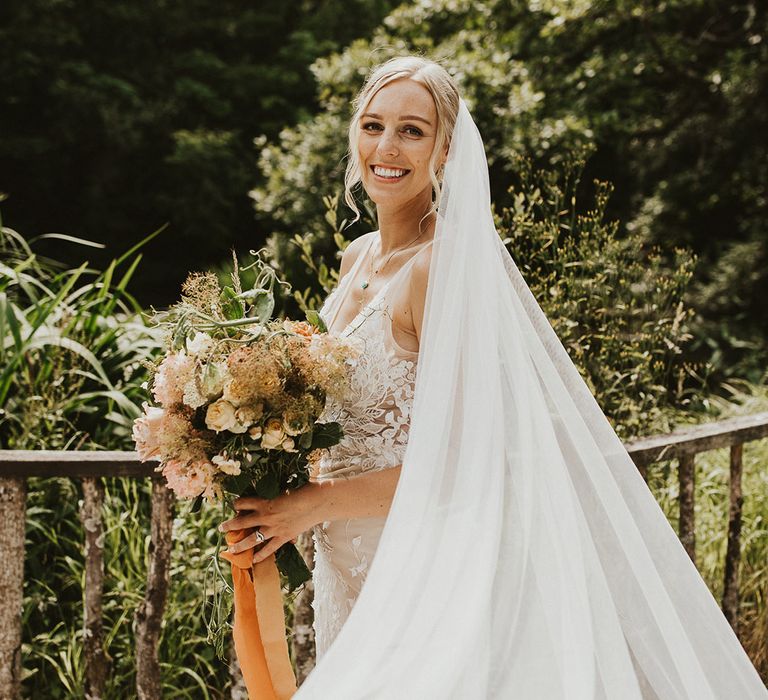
[212,453,241,475]
[205,399,238,432]
[248,425,263,441]
[261,418,285,450]
[281,436,298,453]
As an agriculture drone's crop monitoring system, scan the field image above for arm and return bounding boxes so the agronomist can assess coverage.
[409,242,432,344]
[309,465,402,522]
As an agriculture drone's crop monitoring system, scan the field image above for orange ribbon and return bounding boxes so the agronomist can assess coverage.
[220,529,297,699]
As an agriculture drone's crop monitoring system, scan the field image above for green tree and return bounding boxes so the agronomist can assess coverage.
[252,0,767,381]
[0,0,398,304]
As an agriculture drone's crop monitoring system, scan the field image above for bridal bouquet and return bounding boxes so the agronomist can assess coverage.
[132,251,363,592]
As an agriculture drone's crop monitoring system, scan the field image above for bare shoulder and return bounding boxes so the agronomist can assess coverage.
[408,241,434,344]
[338,230,376,283]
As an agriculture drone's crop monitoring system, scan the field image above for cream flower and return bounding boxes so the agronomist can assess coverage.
[248,424,263,441]
[281,436,298,453]
[235,402,264,427]
[212,453,241,476]
[205,399,238,432]
[261,417,285,450]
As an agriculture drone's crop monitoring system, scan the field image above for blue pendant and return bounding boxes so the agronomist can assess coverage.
[361,280,369,289]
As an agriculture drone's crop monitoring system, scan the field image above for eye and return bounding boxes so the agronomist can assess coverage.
[362,122,383,132]
[403,125,423,136]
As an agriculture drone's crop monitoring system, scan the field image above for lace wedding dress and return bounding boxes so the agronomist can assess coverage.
[310,232,429,659]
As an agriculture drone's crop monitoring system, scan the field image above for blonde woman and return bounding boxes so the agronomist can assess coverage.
[220,56,767,698]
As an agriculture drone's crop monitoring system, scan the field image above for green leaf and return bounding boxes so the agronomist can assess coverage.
[252,470,280,499]
[274,541,311,593]
[298,430,313,449]
[251,289,274,324]
[311,421,343,449]
[223,471,253,496]
[219,286,244,321]
[305,309,326,333]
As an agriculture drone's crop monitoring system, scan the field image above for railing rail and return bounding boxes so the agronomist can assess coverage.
[1,410,767,697]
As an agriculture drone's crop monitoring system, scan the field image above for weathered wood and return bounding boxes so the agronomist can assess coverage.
[80,477,110,700]
[625,411,768,467]
[722,443,744,632]
[0,450,157,478]
[678,454,696,564]
[291,530,316,685]
[0,476,26,700]
[135,479,175,700]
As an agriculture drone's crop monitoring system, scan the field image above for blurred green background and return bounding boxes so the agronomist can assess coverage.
[2,0,767,696]
[2,0,766,381]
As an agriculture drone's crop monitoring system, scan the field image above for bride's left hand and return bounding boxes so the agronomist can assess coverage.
[218,482,322,563]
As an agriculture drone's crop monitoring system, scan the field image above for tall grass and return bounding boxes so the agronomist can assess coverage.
[645,378,768,680]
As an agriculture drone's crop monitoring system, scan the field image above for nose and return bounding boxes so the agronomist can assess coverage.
[376,127,399,158]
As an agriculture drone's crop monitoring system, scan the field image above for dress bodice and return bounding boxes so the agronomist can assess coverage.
[313,233,427,481]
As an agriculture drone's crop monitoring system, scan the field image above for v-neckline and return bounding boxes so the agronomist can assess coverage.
[327,233,431,337]
[327,234,386,336]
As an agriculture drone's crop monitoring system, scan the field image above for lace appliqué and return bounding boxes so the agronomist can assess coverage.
[317,300,416,478]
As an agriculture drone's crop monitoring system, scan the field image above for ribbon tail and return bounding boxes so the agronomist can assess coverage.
[252,556,298,699]
[223,534,297,699]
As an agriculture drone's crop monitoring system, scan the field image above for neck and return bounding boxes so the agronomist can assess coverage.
[375,187,435,256]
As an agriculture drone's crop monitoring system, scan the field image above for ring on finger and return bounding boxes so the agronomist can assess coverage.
[255,529,265,544]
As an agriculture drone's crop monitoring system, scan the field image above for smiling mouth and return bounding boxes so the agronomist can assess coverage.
[370,165,411,181]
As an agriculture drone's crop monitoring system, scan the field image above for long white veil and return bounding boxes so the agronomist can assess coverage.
[294,98,767,698]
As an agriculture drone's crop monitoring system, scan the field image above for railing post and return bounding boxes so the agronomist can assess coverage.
[135,477,175,700]
[80,477,109,699]
[722,443,744,632]
[0,476,26,699]
[678,453,696,564]
[291,530,316,685]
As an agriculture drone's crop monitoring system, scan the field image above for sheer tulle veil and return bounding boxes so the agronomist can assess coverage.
[294,98,768,698]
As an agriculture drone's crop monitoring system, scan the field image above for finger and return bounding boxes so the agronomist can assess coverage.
[227,530,270,554]
[291,537,298,544]
[219,512,262,533]
[253,538,285,564]
[233,496,265,511]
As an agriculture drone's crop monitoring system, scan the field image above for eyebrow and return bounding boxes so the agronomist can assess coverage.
[361,112,432,127]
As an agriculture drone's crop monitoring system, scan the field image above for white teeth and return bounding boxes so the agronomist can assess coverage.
[373,166,407,178]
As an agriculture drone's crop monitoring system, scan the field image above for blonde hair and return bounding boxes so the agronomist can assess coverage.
[343,55,461,231]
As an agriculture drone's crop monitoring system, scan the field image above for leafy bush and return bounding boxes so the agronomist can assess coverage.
[498,148,700,438]
[0,211,163,449]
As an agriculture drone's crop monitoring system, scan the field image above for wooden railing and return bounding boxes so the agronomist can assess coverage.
[1,410,767,698]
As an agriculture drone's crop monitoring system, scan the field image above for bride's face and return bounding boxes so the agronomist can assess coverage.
[357,78,444,209]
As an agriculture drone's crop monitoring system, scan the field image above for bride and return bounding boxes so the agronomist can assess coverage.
[219,56,768,698]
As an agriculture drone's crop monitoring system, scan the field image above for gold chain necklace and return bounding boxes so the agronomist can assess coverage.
[360,229,425,292]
